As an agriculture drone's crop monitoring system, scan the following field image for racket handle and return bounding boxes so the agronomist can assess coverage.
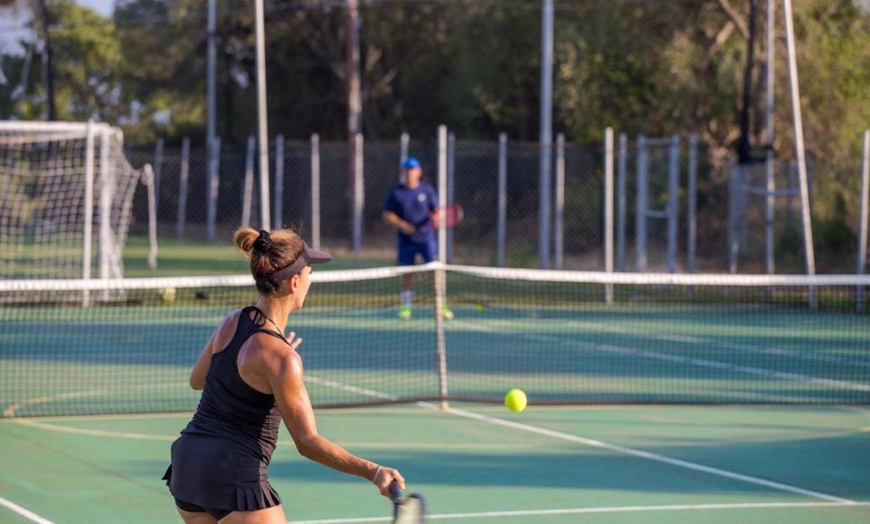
[389,480,402,501]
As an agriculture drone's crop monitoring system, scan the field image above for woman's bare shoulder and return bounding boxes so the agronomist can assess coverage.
[210,309,243,355]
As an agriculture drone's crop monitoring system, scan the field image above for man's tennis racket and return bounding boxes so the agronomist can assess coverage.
[432,203,463,229]
[389,481,425,523]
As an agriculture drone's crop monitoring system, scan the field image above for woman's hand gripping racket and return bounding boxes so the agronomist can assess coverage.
[389,480,425,523]
[431,203,463,229]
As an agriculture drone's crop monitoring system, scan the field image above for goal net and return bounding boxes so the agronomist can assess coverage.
[0,121,141,281]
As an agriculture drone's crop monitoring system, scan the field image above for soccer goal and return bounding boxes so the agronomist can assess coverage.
[0,121,141,283]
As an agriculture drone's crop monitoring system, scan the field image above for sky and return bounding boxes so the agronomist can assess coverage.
[0,0,113,59]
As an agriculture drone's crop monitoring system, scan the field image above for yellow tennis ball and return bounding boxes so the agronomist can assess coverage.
[160,287,176,303]
[504,389,527,413]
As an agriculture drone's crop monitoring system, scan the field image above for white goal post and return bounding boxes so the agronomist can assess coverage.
[0,121,141,286]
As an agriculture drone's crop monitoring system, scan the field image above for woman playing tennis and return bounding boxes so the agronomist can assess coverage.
[163,227,404,523]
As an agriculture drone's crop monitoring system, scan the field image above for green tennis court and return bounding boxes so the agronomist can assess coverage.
[2,266,869,522]
[1,404,868,523]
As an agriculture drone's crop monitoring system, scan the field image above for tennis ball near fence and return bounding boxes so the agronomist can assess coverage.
[504,389,527,413]
[159,287,177,303]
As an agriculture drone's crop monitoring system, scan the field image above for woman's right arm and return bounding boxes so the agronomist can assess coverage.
[265,344,404,497]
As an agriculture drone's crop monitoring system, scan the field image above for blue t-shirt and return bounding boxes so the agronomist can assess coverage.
[384,182,439,245]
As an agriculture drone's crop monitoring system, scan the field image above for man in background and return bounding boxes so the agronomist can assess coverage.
[383,157,453,320]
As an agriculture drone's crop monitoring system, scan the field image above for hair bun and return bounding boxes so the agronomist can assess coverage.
[253,230,272,252]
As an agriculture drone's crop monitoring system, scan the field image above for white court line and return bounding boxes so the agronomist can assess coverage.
[440,405,856,504]
[14,375,854,503]
[291,501,869,523]
[0,496,55,524]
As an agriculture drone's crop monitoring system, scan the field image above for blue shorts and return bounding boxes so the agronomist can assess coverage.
[398,241,437,266]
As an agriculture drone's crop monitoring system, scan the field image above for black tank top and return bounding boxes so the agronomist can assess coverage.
[181,306,285,463]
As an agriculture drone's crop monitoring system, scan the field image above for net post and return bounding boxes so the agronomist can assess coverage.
[437,125,449,410]
[433,264,449,410]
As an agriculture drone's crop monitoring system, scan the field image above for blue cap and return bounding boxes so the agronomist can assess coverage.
[402,157,421,170]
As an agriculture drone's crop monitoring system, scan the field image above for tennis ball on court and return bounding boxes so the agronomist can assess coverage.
[475,304,484,312]
[160,287,177,303]
[504,389,527,413]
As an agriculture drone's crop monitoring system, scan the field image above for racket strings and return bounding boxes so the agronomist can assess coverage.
[393,494,425,524]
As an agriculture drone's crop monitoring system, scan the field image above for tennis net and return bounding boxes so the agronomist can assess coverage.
[1,264,869,417]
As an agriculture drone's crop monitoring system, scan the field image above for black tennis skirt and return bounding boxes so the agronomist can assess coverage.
[163,433,281,512]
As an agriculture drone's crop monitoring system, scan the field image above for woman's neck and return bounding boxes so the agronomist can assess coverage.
[255,298,293,334]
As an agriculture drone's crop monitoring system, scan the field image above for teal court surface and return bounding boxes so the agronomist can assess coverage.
[1,403,869,524]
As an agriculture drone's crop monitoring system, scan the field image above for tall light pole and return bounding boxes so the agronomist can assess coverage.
[206,0,216,184]
[347,0,363,255]
[254,0,271,230]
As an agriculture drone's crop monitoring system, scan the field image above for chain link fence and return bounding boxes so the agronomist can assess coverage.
[126,132,866,274]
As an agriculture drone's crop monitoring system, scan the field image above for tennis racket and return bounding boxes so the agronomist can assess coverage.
[389,481,425,524]
[431,203,463,229]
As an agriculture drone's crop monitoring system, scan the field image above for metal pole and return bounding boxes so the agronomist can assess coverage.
[497,133,507,267]
[636,135,647,272]
[99,127,111,280]
[538,0,554,269]
[311,134,322,248]
[447,132,455,262]
[554,133,565,269]
[858,130,869,312]
[435,125,449,408]
[145,165,158,270]
[242,135,256,227]
[765,0,776,275]
[617,133,627,272]
[438,125,447,264]
[728,162,740,274]
[783,0,815,306]
[206,0,216,195]
[400,132,409,181]
[153,137,163,209]
[273,134,284,228]
[604,127,614,304]
[669,136,682,268]
[254,0,270,230]
[687,134,698,274]
[176,137,189,240]
[82,120,95,306]
[206,137,220,243]
[346,0,362,249]
[352,132,364,257]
